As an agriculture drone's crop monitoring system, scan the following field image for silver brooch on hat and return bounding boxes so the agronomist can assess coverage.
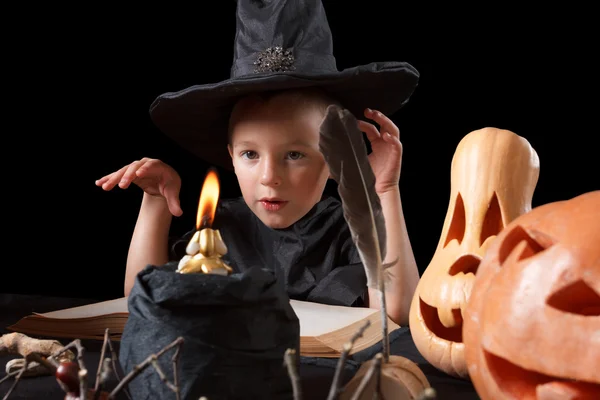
[254,46,296,73]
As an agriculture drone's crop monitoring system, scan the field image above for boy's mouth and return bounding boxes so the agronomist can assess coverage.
[259,198,288,211]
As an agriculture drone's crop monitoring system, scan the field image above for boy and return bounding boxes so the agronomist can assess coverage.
[95,0,420,326]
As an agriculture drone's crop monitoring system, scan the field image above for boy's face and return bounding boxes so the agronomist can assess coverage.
[228,99,330,229]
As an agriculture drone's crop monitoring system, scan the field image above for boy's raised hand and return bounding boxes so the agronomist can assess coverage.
[357,108,403,195]
[95,157,183,216]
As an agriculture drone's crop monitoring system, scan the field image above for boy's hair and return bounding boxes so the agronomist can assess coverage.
[227,87,342,144]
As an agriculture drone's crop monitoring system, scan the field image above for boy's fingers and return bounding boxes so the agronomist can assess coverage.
[163,181,183,216]
[383,132,403,154]
[169,202,183,217]
[99,166,129,190]
[357,120,380,142]
[383,131,401,144]
[119,161,144,188]
[365,108,399,138]
[95,175,111,186]
[135,159,154,177]
[135,158,165,179]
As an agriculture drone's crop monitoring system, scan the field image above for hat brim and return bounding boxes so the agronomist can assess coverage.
[149,61,419,170]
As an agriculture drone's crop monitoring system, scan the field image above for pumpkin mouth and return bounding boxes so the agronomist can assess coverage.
[419,298,463,342]
[484,350,600,398]
[418,254,482,343]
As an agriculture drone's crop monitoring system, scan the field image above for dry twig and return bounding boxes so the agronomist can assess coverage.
[284,348,302,400]
[92,358,112,400]
[94,329,131,400]
[326,319,371,400]
[2,352,57,400]
[108,336,184,400]
[2,317,434,400]
[348,353,383,400]
[416,387,437,400]
[2,329,185,400]
[170,337,183,400]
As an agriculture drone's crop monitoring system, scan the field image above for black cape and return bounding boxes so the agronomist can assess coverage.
[172,195,368,307]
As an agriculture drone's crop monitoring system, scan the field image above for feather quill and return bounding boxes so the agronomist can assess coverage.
[319,104,391,361]
[318,104,387,289]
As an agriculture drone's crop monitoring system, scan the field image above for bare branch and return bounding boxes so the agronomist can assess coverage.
[348,353,383,400]
[283,348,302,400]
[93,358,112,400]
[416,387,437,400]
[108,337,184,399]
[0,369,20,385]
[105,331,132,400]
[2,359,28,400]
[2,353,54,400]
[171,339,182,400]
[150,359,178,392]
[326,320,371,400]
[79,368,89,400]
[95,329,110,392]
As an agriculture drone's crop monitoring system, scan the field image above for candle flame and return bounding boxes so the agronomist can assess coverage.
[197,168,220,230]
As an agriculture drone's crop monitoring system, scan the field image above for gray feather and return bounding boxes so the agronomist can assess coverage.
[318,104,386,288]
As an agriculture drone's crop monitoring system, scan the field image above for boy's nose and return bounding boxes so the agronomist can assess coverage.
[260,159,282,187]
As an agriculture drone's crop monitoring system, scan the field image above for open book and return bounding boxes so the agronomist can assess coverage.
[6,297,399,358]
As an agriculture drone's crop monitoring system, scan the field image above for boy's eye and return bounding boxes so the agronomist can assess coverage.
[241,151,258,160]
[287,151,304,160]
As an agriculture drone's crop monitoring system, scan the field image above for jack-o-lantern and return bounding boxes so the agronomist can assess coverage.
[409,127,540,378]
[463,190,600,399]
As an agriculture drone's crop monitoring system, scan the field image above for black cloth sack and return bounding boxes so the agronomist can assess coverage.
[119,263,300,400]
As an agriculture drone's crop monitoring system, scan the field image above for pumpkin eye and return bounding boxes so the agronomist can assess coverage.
[498,225,552,265]
[546,280,600,316]
[480,192,503,246]
[444,192,466,247]
[443,191,504,249]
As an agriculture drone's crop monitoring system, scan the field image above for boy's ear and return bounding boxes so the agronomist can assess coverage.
[227,144,233,159]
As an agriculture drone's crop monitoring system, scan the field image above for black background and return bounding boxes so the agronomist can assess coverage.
[5,3,597,300]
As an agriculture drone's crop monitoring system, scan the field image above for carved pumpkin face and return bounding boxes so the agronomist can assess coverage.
[409,127,540,378]
[463,190,600,399]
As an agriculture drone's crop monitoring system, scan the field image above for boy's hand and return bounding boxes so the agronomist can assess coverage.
[95,157,183,216]
[357,108,403,195]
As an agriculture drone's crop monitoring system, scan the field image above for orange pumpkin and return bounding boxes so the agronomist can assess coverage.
[409,127,540,378]
[463,190,600,399]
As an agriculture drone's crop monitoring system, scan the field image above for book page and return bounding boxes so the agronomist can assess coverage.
[290,299,376,337]
[37,297,129,319]
[32,297,375,339]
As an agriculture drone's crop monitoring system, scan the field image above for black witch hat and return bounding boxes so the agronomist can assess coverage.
[150,0,419,170]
